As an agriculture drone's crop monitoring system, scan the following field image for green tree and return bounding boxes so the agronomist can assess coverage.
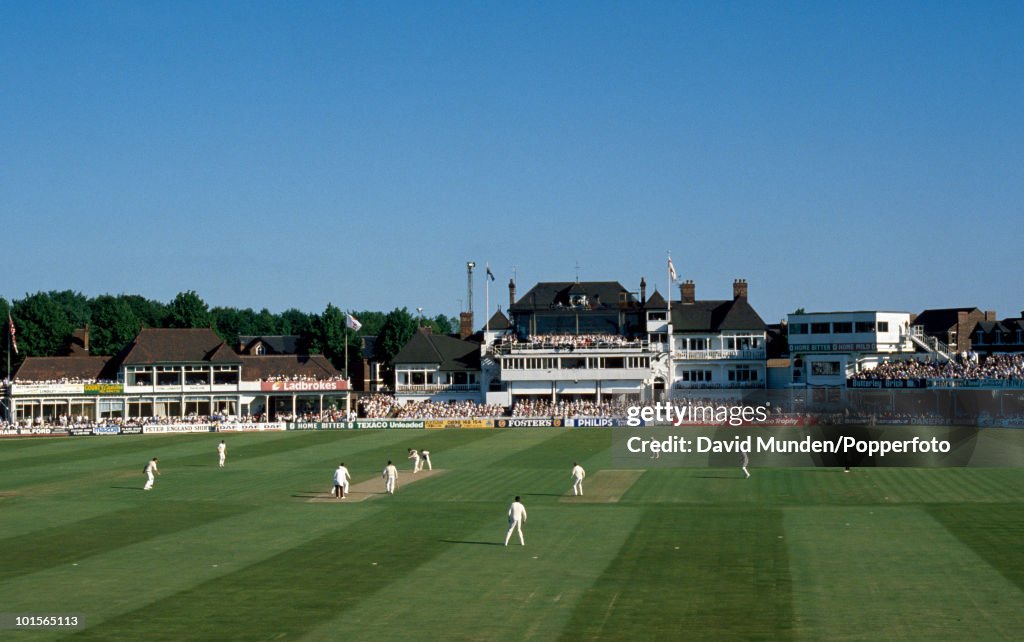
[49,290,91,329]
[278,308,312,336]
[212,307,261,346]
[425,314,457,335]
[375,307,417,385]
[89,295,141,355]
[121,294,167,328]
[349,310,386,337]
[12,292,74,357]
[314,304,349,371]
[0,297,14,376]
[166,291,211,328]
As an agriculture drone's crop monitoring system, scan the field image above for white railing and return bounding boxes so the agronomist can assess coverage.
[672,349,765,360]
[395,383,482,393]
[908,326,952,362]
[494,340,651,354]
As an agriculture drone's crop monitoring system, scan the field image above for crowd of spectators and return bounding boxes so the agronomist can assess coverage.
[259,374,348,382]
[358,394,397,418]
[5,377,118,385]
[512,398,632,418]
[499,333,643,350]
[854,353,1024,381]
[394,400,506,418]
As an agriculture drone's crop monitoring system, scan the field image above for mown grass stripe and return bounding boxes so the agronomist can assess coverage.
[68,502,492,640]
[785,505,1024,640]
[0,500,254,582]
[926,503,1024,592]
[561,506,794,641]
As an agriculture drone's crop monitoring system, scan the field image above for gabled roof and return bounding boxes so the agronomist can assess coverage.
[485,309,511,331]
[13,356,116,382]
[510,281,636,311]
[644,290,667,310]
[239,355,340,380]
[239,335,301,355]
[975,320,1009,333]
[913,308,981,333]
[393,331,481,372]
[121,328,240,365]
[672,299,766,332]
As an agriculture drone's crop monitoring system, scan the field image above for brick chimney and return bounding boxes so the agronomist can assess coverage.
[985,310,997,321]
[640,277,647,305]
[508,279,516,309]
[83,323,90,353]
[732,279,748,300]
[680,280,695,304]
[459,312,473,340]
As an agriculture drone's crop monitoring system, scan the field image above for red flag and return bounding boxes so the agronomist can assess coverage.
[7,313,17,355]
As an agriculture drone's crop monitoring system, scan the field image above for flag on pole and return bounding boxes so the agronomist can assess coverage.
[486,266,495,281]
[345,314,362,332]
[7,313,17,354]
[667,257,678,282]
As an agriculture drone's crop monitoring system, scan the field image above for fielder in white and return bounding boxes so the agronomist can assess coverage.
[571,462,586,496]
[217,440,227,468]
[143,457,159,490]
[382,460,398,495]
[504,496,527,546]
[741,450,750,479]
[408,448,421,473]
[420,449,432,471]
[333,463,351,498]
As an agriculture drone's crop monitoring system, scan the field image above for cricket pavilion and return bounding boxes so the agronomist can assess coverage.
[4,327,350,423]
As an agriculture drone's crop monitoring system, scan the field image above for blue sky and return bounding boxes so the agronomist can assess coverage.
[2,1,1022,325]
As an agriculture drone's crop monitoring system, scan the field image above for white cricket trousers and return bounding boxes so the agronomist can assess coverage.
[505,519,524,546]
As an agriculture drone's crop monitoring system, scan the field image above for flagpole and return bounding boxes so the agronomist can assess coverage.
[485,264,491,333]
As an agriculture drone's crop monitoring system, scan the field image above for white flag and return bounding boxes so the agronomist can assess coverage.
[668,257,678,282]
[345,314,362,331]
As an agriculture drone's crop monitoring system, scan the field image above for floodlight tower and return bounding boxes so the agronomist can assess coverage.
[466,261,476,314]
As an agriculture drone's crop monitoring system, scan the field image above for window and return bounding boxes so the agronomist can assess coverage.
[811,323,831,334]
[855,322,875,333]
[877,321,889,332]
[811,361,841,376]
[648,311,667,321]
[728,365,758,382]
[832,322,852,333]
[790,324,808,335]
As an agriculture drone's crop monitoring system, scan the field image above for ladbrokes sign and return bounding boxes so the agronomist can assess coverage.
[260,381,349,392]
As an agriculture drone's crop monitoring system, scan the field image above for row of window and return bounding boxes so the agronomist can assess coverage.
[975,331,1024,345]
[503,356,652,370]
[677,367,760,382]
[790,321,889,335]
[397,372,479,385]
[675,336,762,350]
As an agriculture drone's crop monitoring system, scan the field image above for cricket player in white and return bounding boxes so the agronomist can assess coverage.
[571,462,586,496]
[143,457,159,490]
[333,463,351,498]
[420,449,432,471]
[217,440,227,467]
[741,450,750,478]
[408,448,420,473]
[383,460,398,494]
[504,496,527,546]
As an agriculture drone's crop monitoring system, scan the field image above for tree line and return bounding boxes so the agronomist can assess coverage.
[1,290,457,379]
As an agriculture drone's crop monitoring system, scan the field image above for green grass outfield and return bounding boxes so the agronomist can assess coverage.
[2,428,1024,641]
